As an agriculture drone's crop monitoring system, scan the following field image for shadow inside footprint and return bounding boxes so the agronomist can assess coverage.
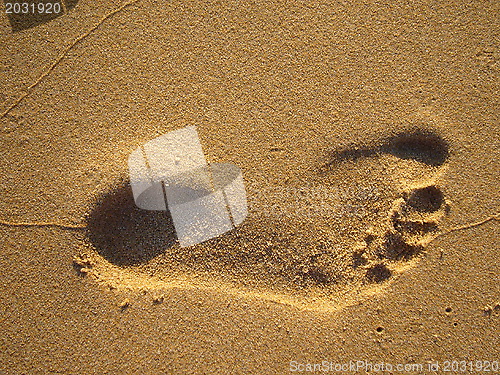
[366,263,392,283]
[381,130,449,166]
[323,128,449,168]
[85,182,177,266]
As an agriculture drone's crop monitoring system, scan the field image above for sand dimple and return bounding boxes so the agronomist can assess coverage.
[83,128,451,311]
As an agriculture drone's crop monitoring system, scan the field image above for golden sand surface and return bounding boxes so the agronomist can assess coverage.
[1,0,499,373]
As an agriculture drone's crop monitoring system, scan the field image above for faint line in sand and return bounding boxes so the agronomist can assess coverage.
[0,0,141,119]
[433,212,500,240]
[0,219,86,230]
[60,0,68,14]
[0,212,498,234]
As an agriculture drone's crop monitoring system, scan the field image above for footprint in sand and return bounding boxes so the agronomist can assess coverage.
[321,129,451,285]
[83,127,450,311]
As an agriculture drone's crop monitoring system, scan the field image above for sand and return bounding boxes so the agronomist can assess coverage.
[1,0,499,373]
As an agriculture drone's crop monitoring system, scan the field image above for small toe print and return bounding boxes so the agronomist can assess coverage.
[405,185,444,213]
